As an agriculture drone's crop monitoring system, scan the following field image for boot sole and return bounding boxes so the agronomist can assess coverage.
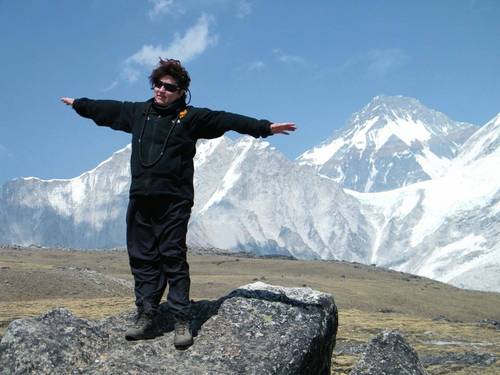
[174,338,194,349]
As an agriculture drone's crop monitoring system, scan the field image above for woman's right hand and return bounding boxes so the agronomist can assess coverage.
[60,97,74,106]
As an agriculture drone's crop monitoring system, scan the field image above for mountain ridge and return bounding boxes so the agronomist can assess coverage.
[297,95,477,192]
[1,95,499,292]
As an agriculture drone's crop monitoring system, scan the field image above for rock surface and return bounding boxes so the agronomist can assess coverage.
[0,282,338,374]
[349,330,428,375]
[421,351,496,367]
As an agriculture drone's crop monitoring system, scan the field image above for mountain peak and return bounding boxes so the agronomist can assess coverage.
[298,95,477,192]
[357,95,432,123]
[350,95,476,139]
[369,94,422,108]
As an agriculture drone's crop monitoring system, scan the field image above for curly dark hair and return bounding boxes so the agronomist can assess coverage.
[149,58,191,95]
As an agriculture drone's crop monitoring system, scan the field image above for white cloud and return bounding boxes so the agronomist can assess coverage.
[121,66,142,83]
[248,60,265,71]
[365,48,408,76]
[279,55,305,64]
[122,14,218,82]
[237,0,253,19]
[148,0,176,18]
[272,49,305,65]
[101,80,119,92]
[338,48,408,77]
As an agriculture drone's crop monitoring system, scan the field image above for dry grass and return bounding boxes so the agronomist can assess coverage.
[334,309,500,374]
[0,297,134,334]
[1,247,499,374]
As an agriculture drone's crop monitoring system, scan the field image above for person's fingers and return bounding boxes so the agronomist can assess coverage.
[270,123,297,134]
[60,97,74,105]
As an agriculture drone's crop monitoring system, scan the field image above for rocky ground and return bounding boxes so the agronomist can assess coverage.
[1,282,338,374]
[0,246,499,374]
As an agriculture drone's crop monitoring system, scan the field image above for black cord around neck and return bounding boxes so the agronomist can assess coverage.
[138,103,180,168]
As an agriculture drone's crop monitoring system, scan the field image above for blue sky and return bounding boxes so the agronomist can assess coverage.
[1,0,499,186]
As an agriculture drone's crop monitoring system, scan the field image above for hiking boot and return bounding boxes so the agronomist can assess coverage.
[174,320,193,348]
[125,311,159,341]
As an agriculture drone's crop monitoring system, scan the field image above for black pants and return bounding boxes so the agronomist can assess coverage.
[126,196,192,320]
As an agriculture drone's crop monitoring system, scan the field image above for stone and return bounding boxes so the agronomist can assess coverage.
[0,308,109,374]
[476,318,500,331]
[0,282,338,374]
[349,330,428,375]
[421,352,496,367]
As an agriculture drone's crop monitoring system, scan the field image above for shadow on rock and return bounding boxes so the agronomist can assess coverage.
[0,282,338,375]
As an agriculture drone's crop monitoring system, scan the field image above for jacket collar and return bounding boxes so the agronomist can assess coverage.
[147,97,186,116]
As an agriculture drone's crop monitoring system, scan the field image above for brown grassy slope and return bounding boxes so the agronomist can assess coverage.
[1,247,498,321]
[0,247,499,374]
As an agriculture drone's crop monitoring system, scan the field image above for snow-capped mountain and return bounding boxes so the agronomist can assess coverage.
[189,137,371,260]
[1,99,499,293]
[0,136,372,261]
[348,113,500,292]
[0,146,131,248]
[298,95,476,192]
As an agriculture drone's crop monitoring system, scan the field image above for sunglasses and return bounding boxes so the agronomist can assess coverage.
[153,80,180,93]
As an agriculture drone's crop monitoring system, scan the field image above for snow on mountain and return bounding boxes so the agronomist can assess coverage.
[0,136,372,262]
[189,136,372,260]
[453,113,500,166]
[346,113,500,292]
[1,102,499,293]
[298,95,476,192]
[0,145,131,248]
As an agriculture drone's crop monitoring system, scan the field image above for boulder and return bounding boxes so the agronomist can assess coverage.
[349,330,428,375]
[0,282,338,374]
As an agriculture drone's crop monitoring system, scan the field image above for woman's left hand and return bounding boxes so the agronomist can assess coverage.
[270,123,297,135]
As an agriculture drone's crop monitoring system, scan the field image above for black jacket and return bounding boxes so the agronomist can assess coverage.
[72,97,272,203]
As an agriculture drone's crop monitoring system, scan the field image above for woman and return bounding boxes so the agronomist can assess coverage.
[61,58,296,348]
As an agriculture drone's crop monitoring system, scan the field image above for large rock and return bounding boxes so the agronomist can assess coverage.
[0,282,338,374]
[350,330,428,375]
